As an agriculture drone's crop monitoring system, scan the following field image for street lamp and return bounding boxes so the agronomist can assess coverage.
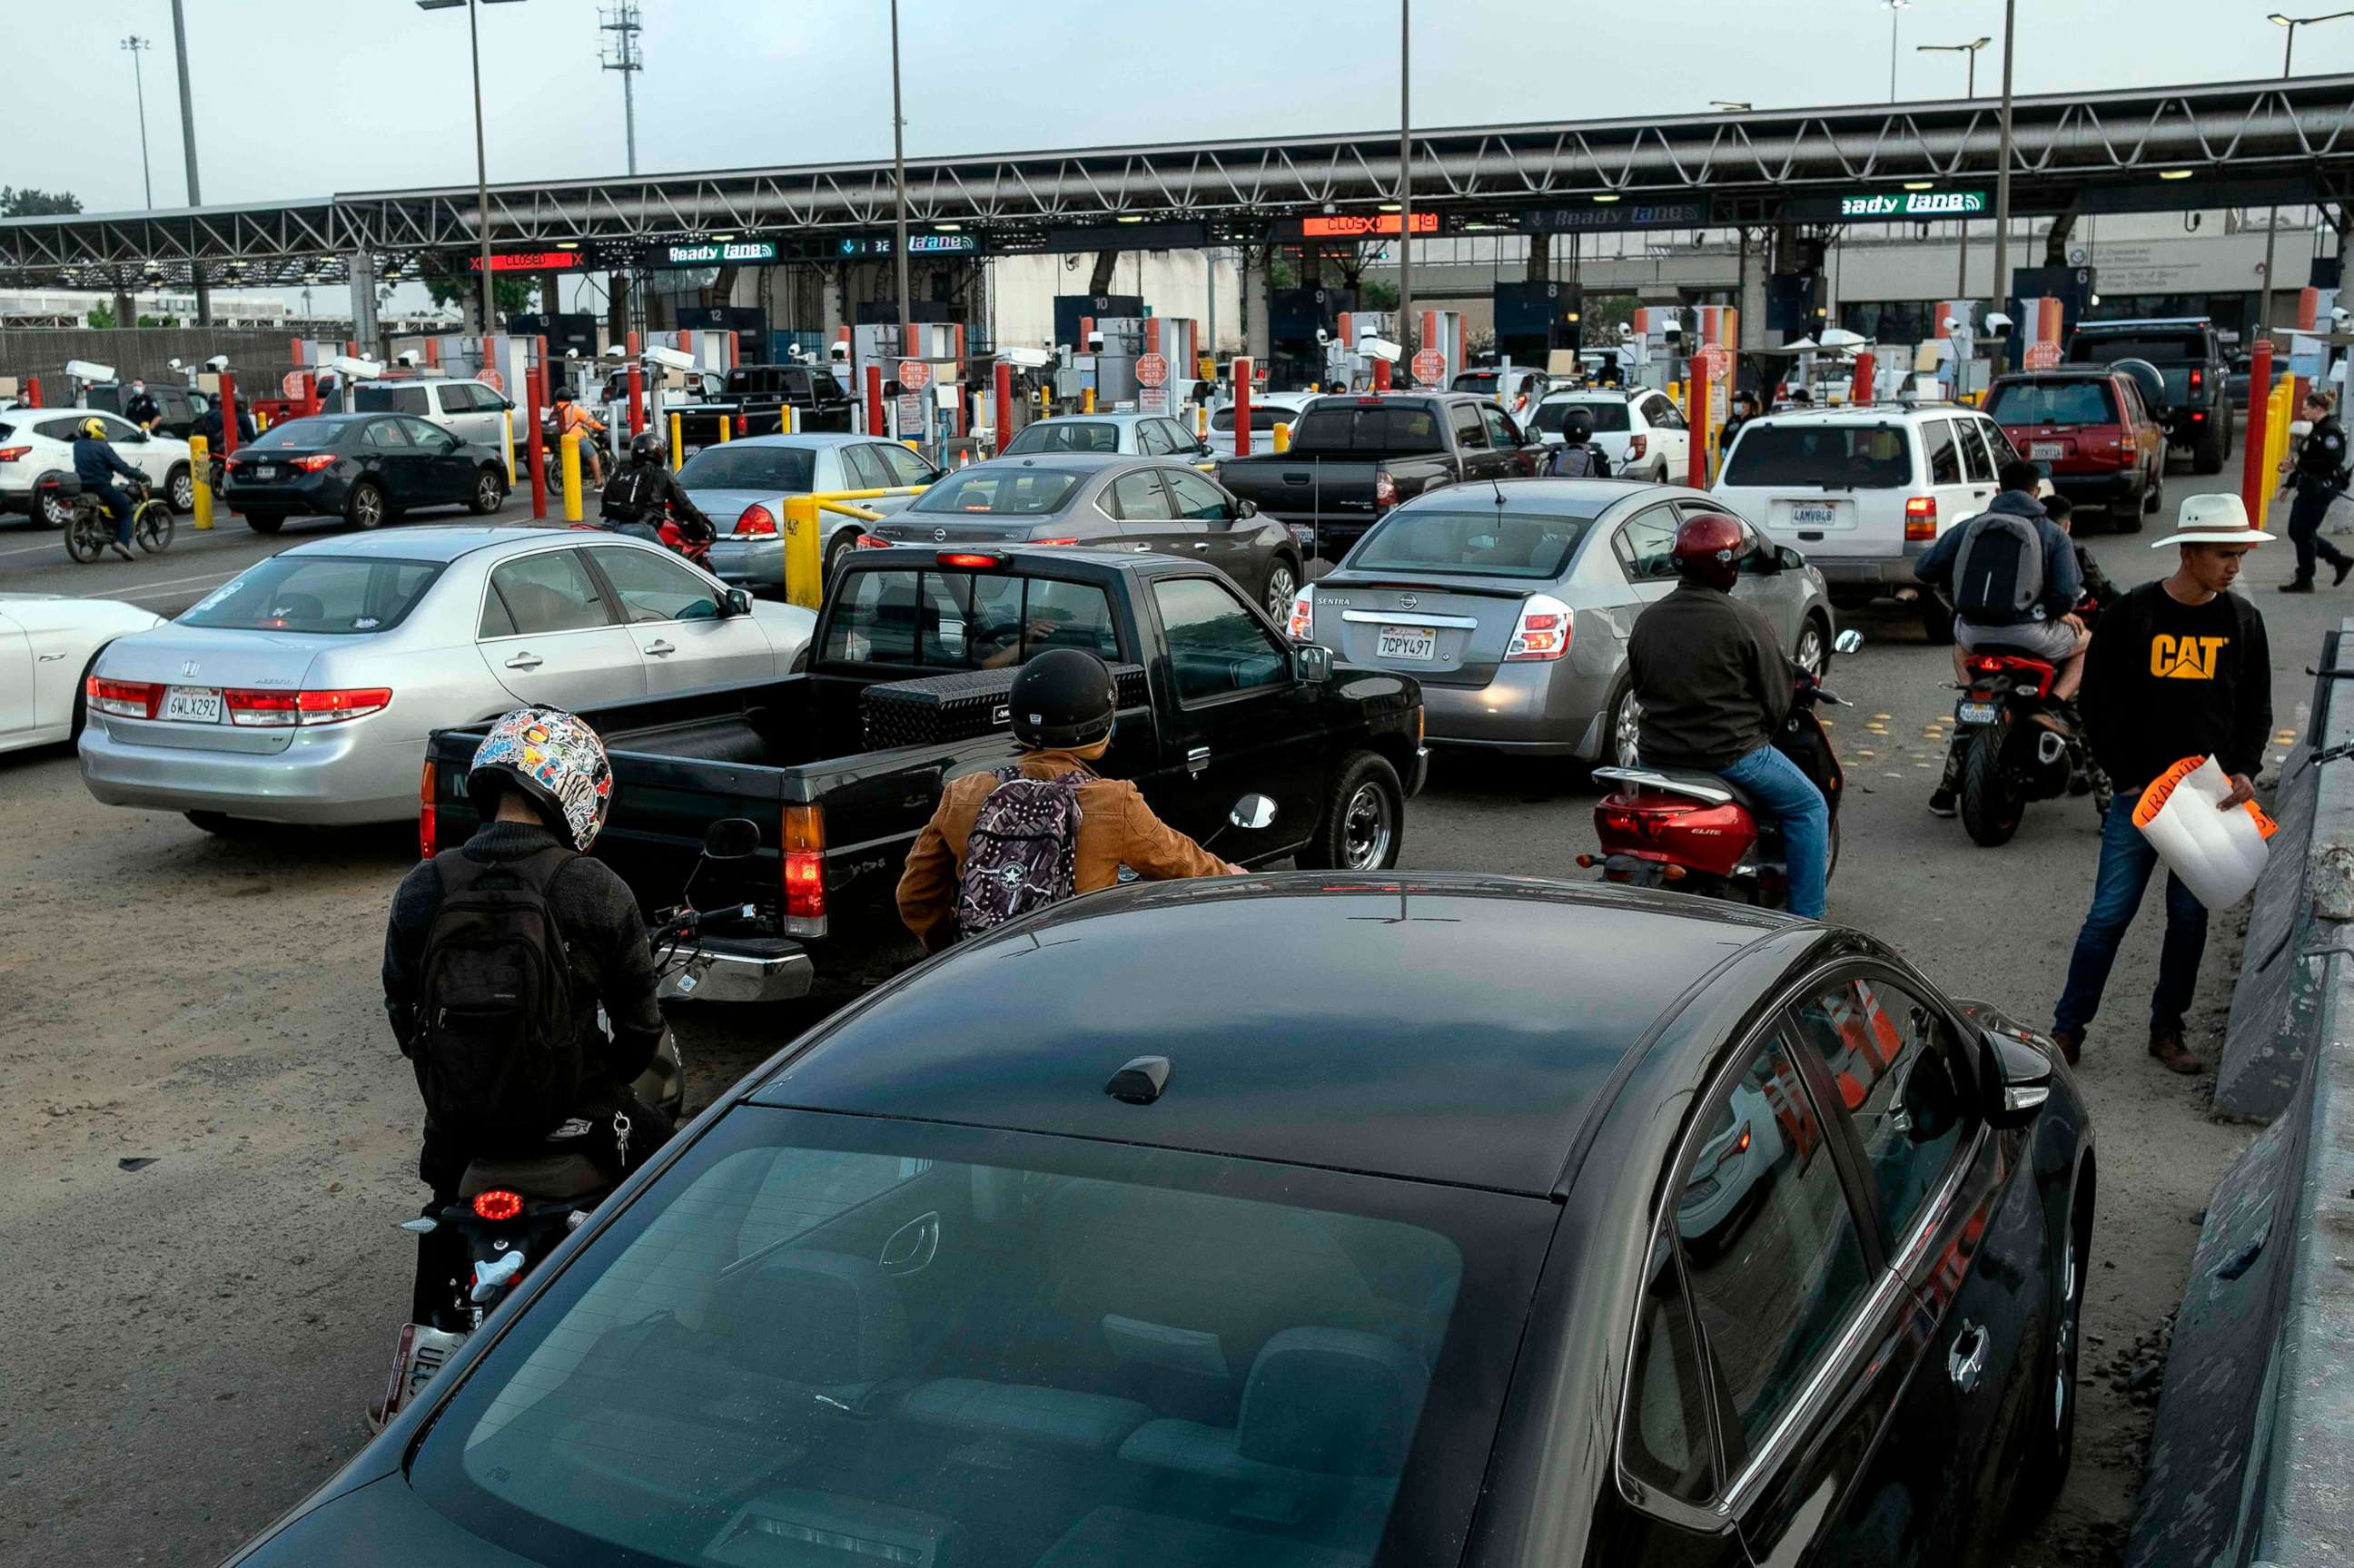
[1919,38,1993,295]
[889,0,913,354]
[1882,0,1913,103]
[1710,100,1754,112]
[2260,12,2354,332]
[1399,0,1414,369]
[121,36,154,210]
[417,0,528,336]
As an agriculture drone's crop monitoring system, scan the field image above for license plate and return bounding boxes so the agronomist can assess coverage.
[1956,701,1999,725]
[163,686,223,723]
[682,445,704,459]
[251,464,276,480]
[376,1323,470,1425]
[1377,625,1437,661]
[1786,503,1839,528]
[2030,441,2065,460]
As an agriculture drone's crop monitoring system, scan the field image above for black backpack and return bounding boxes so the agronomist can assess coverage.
[413,847,582,1145]
[599,463,659,522]
[1949,510,2047,626]
[954,766,1087,940]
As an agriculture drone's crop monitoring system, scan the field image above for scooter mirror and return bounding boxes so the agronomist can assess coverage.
[702,818,762,861]
[1227,794,1278,831]
[1834,629,1864,656]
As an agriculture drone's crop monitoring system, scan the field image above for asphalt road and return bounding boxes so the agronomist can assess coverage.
[0,463,2320,1565]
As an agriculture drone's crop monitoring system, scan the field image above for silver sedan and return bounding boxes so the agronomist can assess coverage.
[1290,479,1836,769]
[80,525,816,830]
[682,434,938,592]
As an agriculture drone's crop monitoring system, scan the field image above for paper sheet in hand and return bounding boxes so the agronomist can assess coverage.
[2132,754,2278,911]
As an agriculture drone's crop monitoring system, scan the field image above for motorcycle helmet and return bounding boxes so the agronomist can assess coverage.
[1558,408,1594,444]
[1009,648,1117,750]
[467,707,614,852]
[1670,511,1747,591]
[630,429,667,465]
[79,416,108,440]
[552,386,574,404]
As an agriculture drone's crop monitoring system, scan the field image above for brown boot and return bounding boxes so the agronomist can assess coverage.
[2148,1027,2202,1076]
[2052,1030,2082,1067]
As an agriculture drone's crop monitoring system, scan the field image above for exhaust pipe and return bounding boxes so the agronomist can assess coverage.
[2037,730,2069,767]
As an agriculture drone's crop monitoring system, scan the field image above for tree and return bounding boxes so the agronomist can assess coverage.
[0,186,81,219]
[1357,280,1400,311]
[424,274,533,320]
[87,301,115,330]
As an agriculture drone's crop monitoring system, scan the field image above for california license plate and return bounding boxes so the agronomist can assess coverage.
[1787,502,1839,528]
[163,686,223,723]
[377,1323,470,1425]
[2030,441,2065,460]
[1377,626,1437,661]
[1956,701,2000,725]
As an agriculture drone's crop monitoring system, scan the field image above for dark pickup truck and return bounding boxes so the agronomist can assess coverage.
[672,363,857,455]
[1216,391,1549,563]
[422,547,1426,997]
[2064,317,2234,475]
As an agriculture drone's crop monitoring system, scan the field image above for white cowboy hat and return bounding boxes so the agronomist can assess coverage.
[2151,492,2275,548]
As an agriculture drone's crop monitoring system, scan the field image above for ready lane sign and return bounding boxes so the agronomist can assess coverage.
[659,240,779,267]
[1838,189,1989,220]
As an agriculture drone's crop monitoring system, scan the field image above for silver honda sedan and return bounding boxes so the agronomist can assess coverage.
[1290,480,1835,769]
[79,526,816,831]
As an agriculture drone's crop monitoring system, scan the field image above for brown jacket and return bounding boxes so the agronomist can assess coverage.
[896,750,1236,952]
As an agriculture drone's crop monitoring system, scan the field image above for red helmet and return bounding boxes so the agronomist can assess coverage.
[1671,511,1746,589]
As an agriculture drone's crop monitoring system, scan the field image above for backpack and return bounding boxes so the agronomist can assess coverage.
[412,847,583,1146]
[1949,509,2047,626]
[1548,442,1602,478]
[954,765,1088,940]
[599,463,659,521]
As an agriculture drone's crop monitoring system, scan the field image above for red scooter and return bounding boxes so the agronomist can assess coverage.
[1581,630,1861,909]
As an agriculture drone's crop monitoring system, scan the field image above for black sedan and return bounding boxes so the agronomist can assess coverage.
[222,412,509,535]
[225,878,2089,1568]
[870,452,1305,620]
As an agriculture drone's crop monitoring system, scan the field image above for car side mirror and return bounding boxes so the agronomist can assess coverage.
[703,817,762,860]
[720,587,753,617]
[1236,498,1259,520]
[1228,794,1278,831]
[1978,1028,2054,1129]
[1293,643,1334,684]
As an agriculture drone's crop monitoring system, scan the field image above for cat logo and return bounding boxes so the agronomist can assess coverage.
[2151,634,2229,680]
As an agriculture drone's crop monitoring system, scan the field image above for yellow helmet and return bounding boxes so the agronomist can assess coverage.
[79,416,108,440]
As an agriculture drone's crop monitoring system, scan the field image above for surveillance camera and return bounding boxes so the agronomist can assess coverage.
[329,354,385,380]
[168,358,184,372]
[1942,317,1961,333]
[1085,331,1104,351]
[66,359,117,385]
[603,344,627,360]
[204,354,231,372]
[642,345,697,373]
[565,349,581,360]
[827,341,850,361]
[999,346,1053,370]
[1314,328,1331,346]
[2334,306,2352,326]
[1359,335,1403,363]
[393,350,422,369]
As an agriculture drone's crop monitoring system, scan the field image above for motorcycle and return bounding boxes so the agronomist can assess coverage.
[61,476,172,562]
[368,818,769,1432]
[1950,646,2109,847]
[1580,629,1864,909]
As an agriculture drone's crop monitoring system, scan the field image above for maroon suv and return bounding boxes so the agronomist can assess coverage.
[1987,370,2165,532]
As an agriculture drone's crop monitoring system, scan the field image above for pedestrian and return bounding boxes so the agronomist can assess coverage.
[122,379,160,432]
[1720,390,1760,451]
[2276,389,2353,592]
[551,388,608,487]
[2052,494,2274,1075]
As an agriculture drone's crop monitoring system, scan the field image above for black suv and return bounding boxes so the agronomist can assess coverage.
[2063,317,2234,475]
[82,381,206,440]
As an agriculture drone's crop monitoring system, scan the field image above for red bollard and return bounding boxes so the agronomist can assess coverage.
[219,372,241,457]
[1850,350,1876,408]
[993,360,1014,454]
[24,375,39,409]
[1688,353,1713,489]
[2241,337,2275,529]
[1372,357,1391,391]
[865,363,885,440]
[302,370,321,418]
[626,330,644,439]
[525,365,549,520]
[1232,356,1254,459]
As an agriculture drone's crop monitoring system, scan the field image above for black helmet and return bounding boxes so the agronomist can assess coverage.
[552,385,574,403]
[1009,648,1116,749]
[630,430,667,464]
[1560,407,1594,443]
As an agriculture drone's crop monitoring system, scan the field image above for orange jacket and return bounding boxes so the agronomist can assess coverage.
[555,402,607,435]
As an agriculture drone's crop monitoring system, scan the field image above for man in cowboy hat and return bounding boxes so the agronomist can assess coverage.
[2054,493,2274,1075]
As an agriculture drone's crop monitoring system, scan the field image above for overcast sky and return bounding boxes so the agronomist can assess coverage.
[15,0,2354,216]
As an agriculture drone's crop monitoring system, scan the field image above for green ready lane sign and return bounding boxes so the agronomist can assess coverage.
[1838,189,1988,219]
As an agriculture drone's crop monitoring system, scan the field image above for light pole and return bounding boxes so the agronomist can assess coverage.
[2262,13,2354,333]
[121,37,154,210]
[417,0,527,335]
[1882,0,1912,103]
[1398,0,1413,370]
[890,0,913,352]
[166,0,209,321]
[1920,38,1992,296]
[1991,0,2018,371]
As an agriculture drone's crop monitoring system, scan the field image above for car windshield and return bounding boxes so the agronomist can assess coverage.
[678,445,819,492]
[352,385,431,415]
[1450,372,1498,391]
[1531,399,1631,434]
[1989,380,2118,426]
[1349,507,1597,578]
[1721,423,1914,488]
[907,468,1084,516]
[178,555,440,634]
[1290,403,1445,455]
[407,1107,1528,1568]
[1002,420,1122,455]
[245,419,345,449]
[2068,331,2204,366]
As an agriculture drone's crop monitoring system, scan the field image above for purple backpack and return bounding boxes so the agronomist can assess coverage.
[955,765,1089,939]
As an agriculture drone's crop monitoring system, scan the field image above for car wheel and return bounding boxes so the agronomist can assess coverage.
[1602,676,1643,771]
[70,645,109,743]
[824,528,857,584]
[1794,615,1831,684]
[244,512,285,535]
[1296,750,1405,873]
[1916,594,1957,646]
[2141,468,2162,518]
[1262,556,1300,621]
[166,463,195,514]
[2192,419,2227,476]
[347,480,387,529]
[468,468,506,515]
[2013,1178,2092,1520]
[33,474,71,528]
[1960,727,2024,847]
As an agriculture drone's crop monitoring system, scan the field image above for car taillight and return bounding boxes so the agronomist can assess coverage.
[0,446,27,462]
[1289,587,1316,640]
[419,758,437,860]
[2189,368,2204,394]
[1627,434,1648,460]
[783,804,827,936]
[1904,496,1937,541]
[222,687,391,727]
[87,676,161,719]
[1374,470,1398,508]
[1029,537,1081,547]
[471,1188,524,1222]
[1505,593,1573,662]
[290,454,336,472]
[735,503,777,537]
[856,533,895,548]
[2120,429,2138,455]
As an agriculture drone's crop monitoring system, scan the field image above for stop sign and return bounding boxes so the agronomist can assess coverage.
[1410,349,1445,386]
[479,367,505,395]
[1135,351,1169,389]
[897,359,931,391]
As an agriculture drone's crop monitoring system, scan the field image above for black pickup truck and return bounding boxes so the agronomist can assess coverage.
[423,547,1426,996]
[671,363,857,455]
[1215,392,1549,563]
[2064,317,2235,474]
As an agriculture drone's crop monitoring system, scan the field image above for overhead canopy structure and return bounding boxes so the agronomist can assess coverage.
[5,73,2352,289]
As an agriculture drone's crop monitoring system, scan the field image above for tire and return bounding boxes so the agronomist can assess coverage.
[70,645,107,743]
[467,468,506,516]
[1960,727,2025,847]
[1296,750,1405,873]
[134,500,174,554]
[1916,594,1957,646]
[166,463,194,514]
[33,475,71,529]
[2013,1181,2091,1520]
[347,480,387,530]
[244,512,285,535]
[2191,417,2226,476]
[2141,467,2162,517]
[1793,614,1831,684]
[1262,555,1301,621]
[824,528,857,584]
[1601,675,1644,772]
[64,506,107,563]
[183,811,269,837]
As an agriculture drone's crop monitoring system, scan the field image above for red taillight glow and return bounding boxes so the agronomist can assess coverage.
[2189,368,2204,393]
[290,453,336,473]
[1505,594,1573,662]
[419,758,437,861]
[87,676,161,718]
[734,503,777,537]
[856,533,895,549]
[222,687,392,727]
[1374,470,1399,508]
[935,551,1004,569]
[1289,588,1315,640]
[1904,495,1938,541]
[783,804,827,933]
[471,1188,524,1222]
[1030,537,1081,547]
[0,446,28,463]
[1627,434,1648,460]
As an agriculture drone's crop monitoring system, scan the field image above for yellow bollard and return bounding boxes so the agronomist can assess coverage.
[501,409,516,484]
[719,415,732,443]
[1196,403,1208,438]
[668,411,684,472]
[781,495,825,610]
[560,430,584,522]
[1083,386,1096,414]
[189,435,213,530]
[1272,421,1292,453]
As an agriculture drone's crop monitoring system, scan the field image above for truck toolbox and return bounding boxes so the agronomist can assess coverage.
[860,664,1148,750]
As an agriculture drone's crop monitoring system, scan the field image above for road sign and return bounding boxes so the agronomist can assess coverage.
[2024,341,2061,370]
[1134,351,1169,389]
[1140,386,1169,414]
[480,367,505,395]
[895,392,925,439]
[897,359,931,391]
[1410,348,1445,386]
[281,370,308,399]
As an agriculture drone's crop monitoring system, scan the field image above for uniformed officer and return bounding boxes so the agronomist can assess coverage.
[2280,388,2353,592]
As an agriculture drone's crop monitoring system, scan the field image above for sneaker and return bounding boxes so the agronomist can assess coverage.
[1928,789,1957,818]
[2282,577,2317,594]
[2052,1029,2082,1066]
[2148,1028,2203,1076]
[109,541,134,561]
[2336,557,2354,587]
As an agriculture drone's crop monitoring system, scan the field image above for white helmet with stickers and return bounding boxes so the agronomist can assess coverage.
[467,707,614,851]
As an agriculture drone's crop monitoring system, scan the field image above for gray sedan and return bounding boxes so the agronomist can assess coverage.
[868,453,1305,618]
[1000,411,1219,462]
[681,434,939,592]
[1291,479,1835,769]
[79,526,816,831]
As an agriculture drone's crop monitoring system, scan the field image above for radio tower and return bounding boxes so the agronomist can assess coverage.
[599,3,644,175]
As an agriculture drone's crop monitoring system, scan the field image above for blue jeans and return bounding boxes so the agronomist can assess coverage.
[95,483,134,544]
[1720,742,1831,920]
[2054,794,2208,1038]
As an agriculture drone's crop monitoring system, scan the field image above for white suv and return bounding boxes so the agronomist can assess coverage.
[1528,388,1692,482]
[0,408,195,525]
[1712,403,2028,644]
[351,378,517,451]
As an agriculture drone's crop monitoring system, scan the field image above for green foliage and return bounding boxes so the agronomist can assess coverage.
[423,274,534,318]
[0,186,81,218]
[87,301,115,330]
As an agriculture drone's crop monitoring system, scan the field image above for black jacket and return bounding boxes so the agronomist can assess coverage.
[72,436,143,488]
[123,391,160,428]
[192,406,257,449]
[2294,414,2349,497]
[1627,581,1793,770]
[600,458,714,539]
[2080,582,2271,794]
[382,820,664,1188]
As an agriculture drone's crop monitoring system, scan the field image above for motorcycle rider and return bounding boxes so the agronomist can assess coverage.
[1915,456,2087,690]
[2276,388,2353,592]
[72,415,146,561]
[191,396,256,454]
[551,386,608,487]
[1547,407,1613,478]
[599,429,715,548]
[896,647,1241,952]
[1626,512,1832,920]
[381,707,673,1324]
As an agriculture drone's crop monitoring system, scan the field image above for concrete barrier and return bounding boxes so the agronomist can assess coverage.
[2130,624,2354,1564]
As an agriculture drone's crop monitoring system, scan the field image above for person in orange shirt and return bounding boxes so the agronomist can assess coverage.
[550,387,608,486]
